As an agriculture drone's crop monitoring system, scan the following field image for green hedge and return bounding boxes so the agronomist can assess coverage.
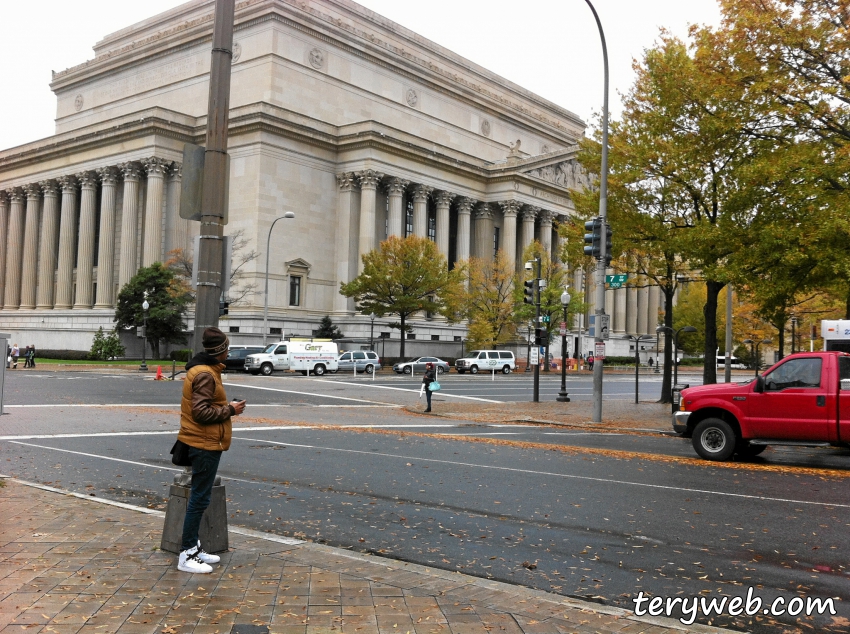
[170,349,192,362]
[32,349,90,361]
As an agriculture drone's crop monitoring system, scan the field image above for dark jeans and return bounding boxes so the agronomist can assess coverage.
[180,447,222,551]
[424,389,432,409]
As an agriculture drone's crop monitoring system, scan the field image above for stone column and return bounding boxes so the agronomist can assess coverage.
[36,181,60,309]
[648,285,661,332]
[356,170,383,273]
[519,205,539,263]
[455,197,474,263]
[142,158,168,267]
[614,287,627,333]
[386,177,408,238]
[335,172,359,313]
[411,184,432,237]
[4,189,25,309]
[498,200,520,269]
[0,191,8,309]
[626,286,638,334]
[118,163,142,289]
[72,171,99,309]
[165,163,187,257]
[54,176,78,309]
[95,167,119,309]
[473,203,493,261]
[636,286,648,335]
[20,184,42,309]
[538,210,553,258]
[433,191,454,261]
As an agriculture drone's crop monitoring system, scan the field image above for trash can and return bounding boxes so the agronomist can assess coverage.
[671,383,689,414]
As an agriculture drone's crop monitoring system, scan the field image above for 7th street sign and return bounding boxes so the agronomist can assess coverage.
[605,274,628,289]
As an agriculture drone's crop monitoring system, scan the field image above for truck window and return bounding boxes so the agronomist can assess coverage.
[764,357,822,391]
[840,357,850,382]
[487,352,499,359]
[275,345,287,355]
[339,353,350,361]
[499,352,512,359]
[478,352,487,359]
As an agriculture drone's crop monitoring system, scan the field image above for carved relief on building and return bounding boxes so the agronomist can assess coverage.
[309,47,325,69]
[524,158,592,190]
[480,119,491,137]
[405,88,418,107]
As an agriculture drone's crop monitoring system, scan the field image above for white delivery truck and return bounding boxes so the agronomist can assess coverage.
[244,340,339,376]
[821,319,850,354]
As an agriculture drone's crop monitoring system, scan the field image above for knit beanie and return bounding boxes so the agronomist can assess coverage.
[202,327,229,356]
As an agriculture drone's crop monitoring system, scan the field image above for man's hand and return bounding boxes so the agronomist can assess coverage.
[230,400,246,415]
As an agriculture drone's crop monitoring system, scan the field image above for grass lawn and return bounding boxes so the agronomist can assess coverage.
[32,358,178,366]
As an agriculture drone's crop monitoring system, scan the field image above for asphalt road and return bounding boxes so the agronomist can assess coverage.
[1,369,848,633]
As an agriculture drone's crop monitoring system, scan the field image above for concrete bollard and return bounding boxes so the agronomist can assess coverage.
[160,467,229,554]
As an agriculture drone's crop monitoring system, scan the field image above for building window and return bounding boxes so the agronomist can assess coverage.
[428,202,436,242]
[405,198,414,236]
[270,327,282,336]
[407,333,416,340]
[493,226,500,257]
[453,336,462,342]
[289,275,302,306]
[431,335,440,341]
[229,326,240,333]
[380,332,390,339]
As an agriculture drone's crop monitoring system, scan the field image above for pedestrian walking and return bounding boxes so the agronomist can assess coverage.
[23,346,32,369]
[175,327,246,574]
[28,345,36,368]
[648,357,654,368]
[587,354,594,371]
[422,362,436,413]
[11,344,19,369]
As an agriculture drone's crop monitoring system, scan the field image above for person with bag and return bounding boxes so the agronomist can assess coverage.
[421,362,437,413]
[10,344,19,369]
[174,327,246,573]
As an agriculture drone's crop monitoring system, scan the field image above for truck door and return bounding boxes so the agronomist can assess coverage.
[746,357,829,440]
[273,345,288,370]
[838,356,850,442]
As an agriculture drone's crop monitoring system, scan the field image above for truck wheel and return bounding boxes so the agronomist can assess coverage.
[692,418,736,461]
[260,363,274,376]
[470,365,479,374]
[403,366,412,375]
[314,364,326,376]
[301,370,308,376]
[457,370,465,374]
[502,365,511,374]
[735,440,767,458]
[365,364,374,374]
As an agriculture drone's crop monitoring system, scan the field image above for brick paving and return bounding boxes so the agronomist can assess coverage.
[0,478,731,634]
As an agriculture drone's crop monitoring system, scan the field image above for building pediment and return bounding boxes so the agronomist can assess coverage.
[286,258,311,272]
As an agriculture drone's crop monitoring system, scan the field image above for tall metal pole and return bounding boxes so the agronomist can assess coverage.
[585,0,609,423]
[533,257,542,402]
[263,214,294,347]
[193,0,235,354]
[724,285,733,382]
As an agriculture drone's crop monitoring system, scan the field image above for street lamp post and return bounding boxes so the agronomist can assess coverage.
[656,325,697,387]
[743,338,772,377]
[628,334,655,404]
[526,322,533,372]
[369,312,376,351]
[790,315,798,355]
[262,212,296,347]
[139,295,150,372]
[557,289,572,402]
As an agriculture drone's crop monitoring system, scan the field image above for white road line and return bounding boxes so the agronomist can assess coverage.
[230,436,850,509]
[317,379,500,403]
[0,426,310,441]
[222,382,397,406]
[4,404,181,408]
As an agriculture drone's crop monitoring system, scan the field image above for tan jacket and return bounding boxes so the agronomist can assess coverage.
[177,362,234,451]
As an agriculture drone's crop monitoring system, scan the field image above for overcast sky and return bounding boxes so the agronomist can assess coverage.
[0,0,722,150]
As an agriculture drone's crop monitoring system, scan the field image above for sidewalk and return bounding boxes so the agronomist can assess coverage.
[0,478,731,634]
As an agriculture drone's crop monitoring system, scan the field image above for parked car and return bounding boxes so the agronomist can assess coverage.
[455,350,516,374]
[674,351,850,461]
[392,357,450,375]
[337,350,382,374]
[224,346,264,371]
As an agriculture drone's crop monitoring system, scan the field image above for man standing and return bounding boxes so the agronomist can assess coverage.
[176,327,246,573]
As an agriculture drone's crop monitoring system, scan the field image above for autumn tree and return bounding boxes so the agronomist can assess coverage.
[339,235,463,358]
[114,263,192,359]
[460,251,518,349]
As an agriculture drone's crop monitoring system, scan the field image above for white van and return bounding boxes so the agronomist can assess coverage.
[455,350,516,374]
[245,340,339,376]
[716,356,746,370]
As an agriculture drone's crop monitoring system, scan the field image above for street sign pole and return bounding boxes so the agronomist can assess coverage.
[193,0,235,354]
[533,257,542,403]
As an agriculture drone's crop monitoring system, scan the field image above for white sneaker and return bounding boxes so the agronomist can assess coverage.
[178,547,213,573]
[196,540,220,564]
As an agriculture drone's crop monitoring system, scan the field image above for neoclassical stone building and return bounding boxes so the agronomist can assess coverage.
[0,0,660,355]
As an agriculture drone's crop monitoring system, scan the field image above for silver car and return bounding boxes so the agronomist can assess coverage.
[336,350,382,374]
[392,357,450,375]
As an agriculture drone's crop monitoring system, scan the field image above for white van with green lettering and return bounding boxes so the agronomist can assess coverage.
[245,340,339,376]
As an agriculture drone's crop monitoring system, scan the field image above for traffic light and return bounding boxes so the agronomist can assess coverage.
[534,327,545,345]
[523,279,535,305]
[219,301,229,316]
[583,217,602,258]
[604,223,613,266]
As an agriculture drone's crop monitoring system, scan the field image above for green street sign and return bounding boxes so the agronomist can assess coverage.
[539,315,550,323]
[605,274,628,289]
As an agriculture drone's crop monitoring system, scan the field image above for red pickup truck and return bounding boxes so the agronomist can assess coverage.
[673,351,850,461]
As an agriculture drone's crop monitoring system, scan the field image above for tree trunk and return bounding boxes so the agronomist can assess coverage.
[659,288,675,403]
[703,280,724,385]
[399,314,406,359]
[151,339,161,361]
